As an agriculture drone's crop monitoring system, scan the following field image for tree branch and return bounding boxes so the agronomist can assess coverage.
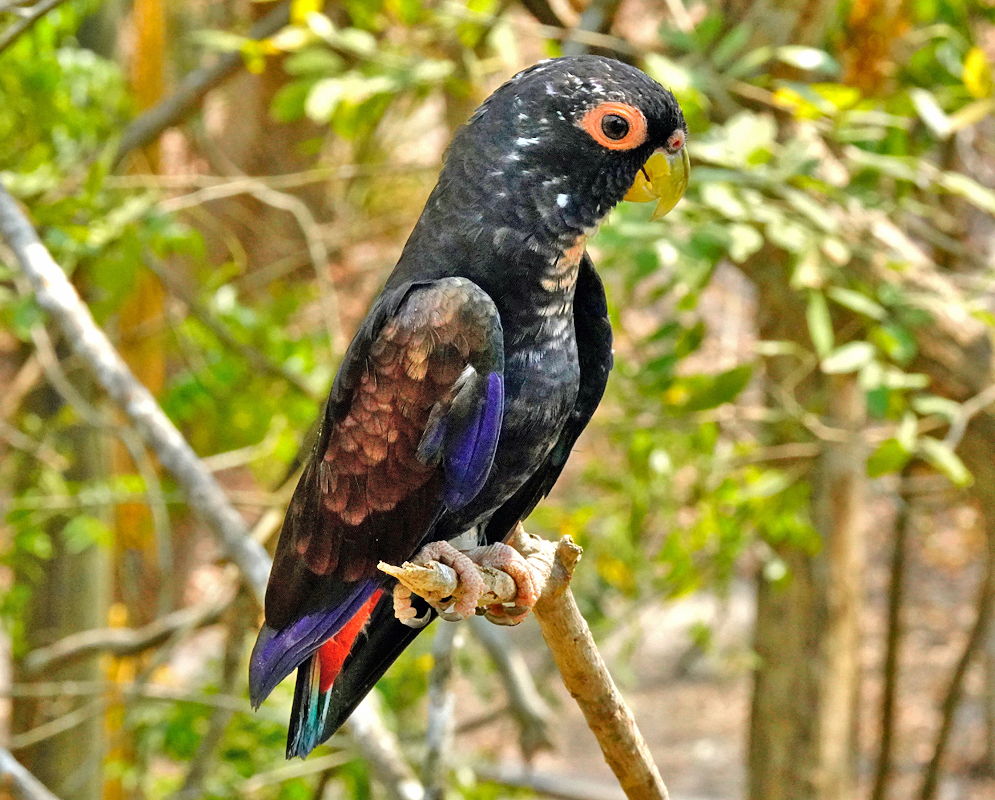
[0,180,429,800]
[468,615,554,759]
[382,527,670,800]
[0,746,63,800]
[112,1,291,168]
[422,624,459,800]
[0,181,271,602]
[870,470,913,800]
[21,597,232,677]
[0,0,70,56]
[917,511,995,800]
[346,696,426,800]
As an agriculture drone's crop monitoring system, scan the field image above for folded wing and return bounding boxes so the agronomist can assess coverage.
[250,278,505,740]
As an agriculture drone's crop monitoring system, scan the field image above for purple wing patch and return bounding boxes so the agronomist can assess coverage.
[443,371,504,510]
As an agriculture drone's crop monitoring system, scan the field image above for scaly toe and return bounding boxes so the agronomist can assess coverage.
[468,542,539,614]
[412,540,486,620]
[394,583,432,628]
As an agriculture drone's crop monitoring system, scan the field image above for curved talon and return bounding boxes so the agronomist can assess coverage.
[390,539,539,626]
[400,609,433,628]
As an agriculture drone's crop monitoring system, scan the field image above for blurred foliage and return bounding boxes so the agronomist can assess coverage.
[1,0,994,796]
[535,0,995,625]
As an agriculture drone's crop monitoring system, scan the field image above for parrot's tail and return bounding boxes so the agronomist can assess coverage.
[286,589,435,758]
[286,589,382,757]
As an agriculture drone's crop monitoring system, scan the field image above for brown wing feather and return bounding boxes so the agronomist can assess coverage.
[264,279,501,627]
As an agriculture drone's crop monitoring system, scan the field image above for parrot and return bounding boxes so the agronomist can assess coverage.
[249,54,689,758]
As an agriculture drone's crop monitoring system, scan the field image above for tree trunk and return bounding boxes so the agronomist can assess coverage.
[745,252,864,800]
[748,377,864,800]
[11,388,109,800]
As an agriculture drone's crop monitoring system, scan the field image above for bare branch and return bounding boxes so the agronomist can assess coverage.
[423,625,459,800]
[468,616,554,758]
[22,597,232,676]
[0,415,67,471]
[0,0,70,56]
[160,180,343,355]
[10,698,106,750]
[382,527,671,800]
[870,471,913,800]
[238,752,353,795]
[0,181,271,603]
[477,762,626,800]
[944,382,995,450]
[0,746,63,800]
[918,515,995,800]
[113,1,291,168]
[172,591,254,800]
[346,695,426,800]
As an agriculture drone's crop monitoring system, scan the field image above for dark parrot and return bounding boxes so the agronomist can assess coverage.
[249,55,689,758]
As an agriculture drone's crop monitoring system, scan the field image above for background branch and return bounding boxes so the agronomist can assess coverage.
[22,597,232,677]
[112,1,291,168]
[0,746,63,800]
[0,182,271,603]
[0,0,69,56]
[468,616,554,758]
[0,180,428,800]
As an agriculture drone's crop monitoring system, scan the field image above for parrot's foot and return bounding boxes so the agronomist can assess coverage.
[393,582,432,628]
[413,540,487,621]
[467,542,539,626]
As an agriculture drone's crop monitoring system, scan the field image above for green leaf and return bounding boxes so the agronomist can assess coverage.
[283,48,345,77]
[728,223,764,262]
[910,394,961,422]
[821,341,875,374]
[305,77,344,121]
[665,364,753,412]
[919,437,972,487]
[711,23,753,69]
[871,321,917,365]
[867,438,912,477]
[909,88,952,139]
[806,292,834,358]
[938,171,995,215]
[61,515,112,553]
[827,287,887,320]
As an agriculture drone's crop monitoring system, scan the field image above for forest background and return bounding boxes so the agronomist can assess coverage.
[1,1,995,800]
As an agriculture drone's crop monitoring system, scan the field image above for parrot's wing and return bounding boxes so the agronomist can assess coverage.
[249,278,505,754]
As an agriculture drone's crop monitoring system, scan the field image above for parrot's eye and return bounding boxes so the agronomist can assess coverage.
[579,102,648,151]
[601,114,629,140]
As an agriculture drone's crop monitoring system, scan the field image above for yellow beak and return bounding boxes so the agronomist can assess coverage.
[624,147,690,219]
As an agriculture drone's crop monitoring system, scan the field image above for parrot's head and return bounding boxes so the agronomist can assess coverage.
[451,55,689,232]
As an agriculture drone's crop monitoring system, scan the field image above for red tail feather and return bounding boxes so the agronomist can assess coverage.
[316,589,383,691]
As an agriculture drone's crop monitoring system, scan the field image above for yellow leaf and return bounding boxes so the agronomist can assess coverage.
[291,0,323,25]
[963,47,993,99]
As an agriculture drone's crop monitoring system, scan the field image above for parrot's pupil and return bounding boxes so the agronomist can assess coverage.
[601,114,629,140]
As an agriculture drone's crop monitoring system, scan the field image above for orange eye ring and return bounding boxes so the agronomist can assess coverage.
[579,102,648,151]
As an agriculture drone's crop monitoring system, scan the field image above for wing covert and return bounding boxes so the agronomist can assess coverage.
[264,277,505,629]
